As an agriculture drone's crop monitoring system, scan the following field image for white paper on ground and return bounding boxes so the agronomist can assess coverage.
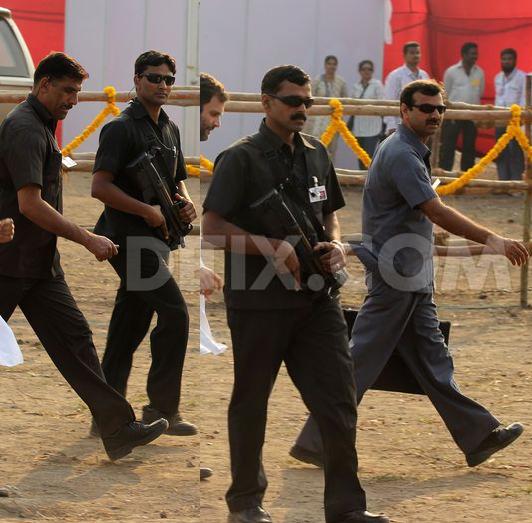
[200,295,227,355]
[0,317,23,367]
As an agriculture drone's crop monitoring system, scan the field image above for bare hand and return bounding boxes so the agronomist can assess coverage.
[272,240,301,288]
[313,241,346,273]
[84,232,119,261]
[0,218,14,243]
[143,204,169,240]
[175,193,197,223]
[486,235,529,266]
[200,265,223,298]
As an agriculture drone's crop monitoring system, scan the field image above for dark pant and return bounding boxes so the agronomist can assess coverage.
[0,274,135,437]
[295,279,500,457]
[439,120,478,171]
[356,135,380,170]
[101,241,189,417]
[495,126,525,181]
[226,296,366,523]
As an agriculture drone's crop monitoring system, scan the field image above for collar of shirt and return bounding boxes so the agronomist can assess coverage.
[27,94,57,132]
[258,118,315,154]
[128,97,170,126]
[456,61,480,74]
[400,64,423,80]
[397,124,431,163]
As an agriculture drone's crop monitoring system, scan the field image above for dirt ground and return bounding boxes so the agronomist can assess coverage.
[1,168,531,523]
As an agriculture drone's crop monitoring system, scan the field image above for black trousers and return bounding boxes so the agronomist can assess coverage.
[439,120,478,171]
[0,274,135,437]
[225,295,366,523]
[101,241,189,417]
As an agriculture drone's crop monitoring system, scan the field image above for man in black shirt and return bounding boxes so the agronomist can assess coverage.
[91,50,197,437]
[0,52,168,460]
[202,65,388,523]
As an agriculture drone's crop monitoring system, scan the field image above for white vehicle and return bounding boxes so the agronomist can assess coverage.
[0,7,34,121]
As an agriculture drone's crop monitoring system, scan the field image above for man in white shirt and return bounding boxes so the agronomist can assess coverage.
[440,42,485,171]
[383,42,429,133]
[494,48,526,181]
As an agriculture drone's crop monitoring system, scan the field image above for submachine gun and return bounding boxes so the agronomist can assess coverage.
[128,149,192,250]
[249,187,347,294]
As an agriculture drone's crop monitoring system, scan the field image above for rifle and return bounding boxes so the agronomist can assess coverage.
[128,150,192,249]
[249,188,347,293]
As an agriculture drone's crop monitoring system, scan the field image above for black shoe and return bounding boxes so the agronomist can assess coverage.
[142,405,198,436]
[228,506,272,523]
[89,418,100,438]
[466,422,524,467]
[200,467,213,480]
[102,419,169,461]
[289,444,323,468]
[340,511,390,523]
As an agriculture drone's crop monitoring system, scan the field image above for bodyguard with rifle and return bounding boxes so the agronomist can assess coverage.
[203,65,388,523]
[91,50,198,437]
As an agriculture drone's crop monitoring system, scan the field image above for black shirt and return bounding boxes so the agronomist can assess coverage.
[93,98,187,246]
[0,95,63,278]
[203,120,345,310]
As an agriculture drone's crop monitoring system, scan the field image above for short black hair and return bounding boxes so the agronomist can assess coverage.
[500,48,517,60]
[400,79,443,108]
[261,65,310,95]
[461,42,478,56]
[358,59,374,71]
[403,41,420,55]
[200,73,228,110]
[324,55,338,65]
[134,50,176,76]
[34,52,88,85]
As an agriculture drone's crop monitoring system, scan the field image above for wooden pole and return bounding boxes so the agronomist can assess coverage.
[520,75,532,308]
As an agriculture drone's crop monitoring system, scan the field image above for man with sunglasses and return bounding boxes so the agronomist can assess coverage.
[203,65,388,523]
[0,52,169,460]
[91,50,198,438]
[292,79,527,471]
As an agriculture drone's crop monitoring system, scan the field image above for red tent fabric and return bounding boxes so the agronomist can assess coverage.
[2,1,65,64]
[384,0,532,153]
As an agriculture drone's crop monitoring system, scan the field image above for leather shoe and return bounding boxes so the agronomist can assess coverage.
[102,418,169,460]
[289,444,323,468]
[339,510,390,523]
[200,467,213,480]
[227,506,272,523]
[142,405,198,436]
[466,422,524,467]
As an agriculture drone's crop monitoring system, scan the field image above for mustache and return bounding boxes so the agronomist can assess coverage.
[426,118,441,126]
[290,112,307,122]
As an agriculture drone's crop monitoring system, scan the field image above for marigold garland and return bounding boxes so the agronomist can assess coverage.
[61,86,121,158]
[437,104,532,196]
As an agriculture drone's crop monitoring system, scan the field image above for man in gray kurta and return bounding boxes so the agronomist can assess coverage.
[291,79,528,469]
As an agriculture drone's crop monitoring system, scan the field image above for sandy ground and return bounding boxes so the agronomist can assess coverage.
[1,167,531,523]
[0,173,201,522]
[200,171,532,523]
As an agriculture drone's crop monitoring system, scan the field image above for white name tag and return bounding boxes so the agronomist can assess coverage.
[309,185,327,203]
[61,156,77,169]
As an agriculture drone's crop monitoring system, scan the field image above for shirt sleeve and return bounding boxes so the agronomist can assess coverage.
[202,146,247,219]
[172,123,188,182]
[322,163,345,216]
[443,68,453,99]
[388,151,437,209]
[2,124,46,190]
[93,119,132,175]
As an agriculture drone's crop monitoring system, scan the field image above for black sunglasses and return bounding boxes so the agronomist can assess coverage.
[410,103,447,114]
[138,73,176,86]
[267,93,315,108]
